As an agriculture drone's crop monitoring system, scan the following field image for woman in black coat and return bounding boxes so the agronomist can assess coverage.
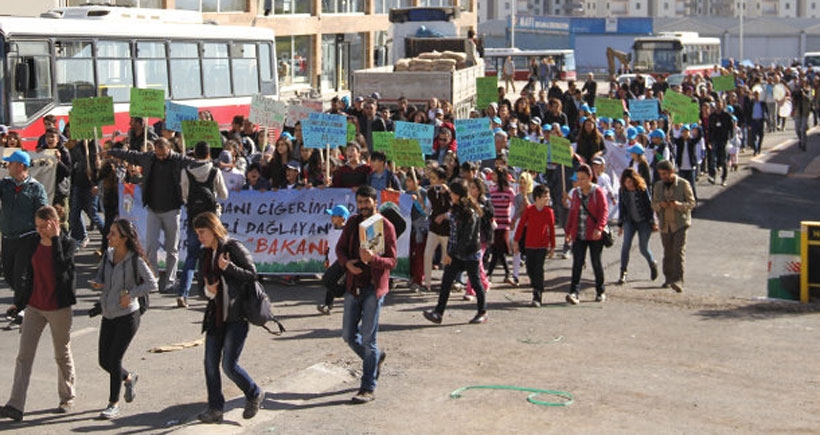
[616,168,658,285]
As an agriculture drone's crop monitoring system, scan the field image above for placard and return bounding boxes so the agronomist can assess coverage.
[372,131,394,155]
[454,118,496,162]
[476,76,498,110]
[346,122,357,143]
[662,91,699,124]
[549,136,574,167]
[595,98,626,120]
[165,101,199,132]
[508,137,547,172]
[71,96,115,129]
[285,105,316,128]
[302,112,347,149]
[68,111,103,140]
[712,75,736,92]
[249,94,287,130]
[628,99,660,122]
[389,138,425,168]
[394,121,434,155]
[181,120,222,149]
[129,88,165,119]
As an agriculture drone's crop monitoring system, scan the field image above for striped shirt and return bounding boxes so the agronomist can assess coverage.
[490,187,515,230]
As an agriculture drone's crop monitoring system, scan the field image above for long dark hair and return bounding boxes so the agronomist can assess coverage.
[112,218,154,278]
[449,179,480,217]
[620,168,647,191]
[494,166,510,191]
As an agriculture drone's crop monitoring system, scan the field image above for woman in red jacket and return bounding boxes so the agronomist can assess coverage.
[564,164,608,305]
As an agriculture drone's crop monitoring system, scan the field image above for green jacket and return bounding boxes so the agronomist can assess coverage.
[652,175,696,233]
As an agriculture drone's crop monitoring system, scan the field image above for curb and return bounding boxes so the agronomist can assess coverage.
[748,126,820,175]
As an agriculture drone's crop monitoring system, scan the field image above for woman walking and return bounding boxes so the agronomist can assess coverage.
[423,180,488,325]
[91,218,157,419]
[0,206,76,422]
[194,212,264,424]
[564,164,609,304]
[463,177,494,301]
[486,167,516,286]
[616,169,658,285]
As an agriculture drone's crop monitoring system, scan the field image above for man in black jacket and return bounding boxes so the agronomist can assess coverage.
[69,138,105,248]
[707,99,734,186]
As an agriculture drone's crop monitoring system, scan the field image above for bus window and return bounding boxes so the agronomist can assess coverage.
[231,42,259,96]
[8,40,53,124]
[203,42,231,98]
[564,53,576,72]
[169,41,202,99]
[135,41,169,96]
[56,40,95,102]
[259,42,277,95]
[96,40,133,103]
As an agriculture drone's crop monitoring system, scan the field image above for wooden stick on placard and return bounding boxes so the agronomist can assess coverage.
[143,122,148,151]
[326,143,331,184]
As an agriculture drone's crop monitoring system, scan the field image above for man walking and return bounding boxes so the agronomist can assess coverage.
[792,77,812,152]
[707,99,734,186]
[335,186,396,404]
[746,90,768,156]
[652,161,696,293]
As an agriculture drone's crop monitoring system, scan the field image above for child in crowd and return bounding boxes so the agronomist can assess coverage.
[513,184,555,307]
[405,169,428,292]
[317,205,350,315]
[243,162,271,192]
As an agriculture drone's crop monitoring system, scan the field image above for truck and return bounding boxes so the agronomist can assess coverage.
[351,63,484,119]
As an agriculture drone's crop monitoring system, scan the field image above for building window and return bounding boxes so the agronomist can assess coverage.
[68,0,163,6]
[785,2,790,8]
[323,0,365,13]
[417,0,455,6]
[813,2,816,8]
[176,0,245,12]
[635,2,640,8]
[258,0,312,14]
[376,0,413,13]
[664,2,668,8]
[277,35,311,87]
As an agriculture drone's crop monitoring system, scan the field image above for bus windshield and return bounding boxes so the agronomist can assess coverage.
[8,39,54,126]
[805,54,820,67]
[633,42,681,74]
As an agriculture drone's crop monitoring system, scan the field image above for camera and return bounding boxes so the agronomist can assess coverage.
[88,302,102,318]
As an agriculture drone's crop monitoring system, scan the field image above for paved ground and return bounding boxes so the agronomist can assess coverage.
[0,121,818,434]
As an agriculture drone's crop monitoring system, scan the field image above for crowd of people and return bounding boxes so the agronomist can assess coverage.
[0,59,809,422]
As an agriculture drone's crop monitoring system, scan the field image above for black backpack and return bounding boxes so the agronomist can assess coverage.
[186,168,218,223]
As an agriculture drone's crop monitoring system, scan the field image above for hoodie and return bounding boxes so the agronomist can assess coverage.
[180,160,229,205]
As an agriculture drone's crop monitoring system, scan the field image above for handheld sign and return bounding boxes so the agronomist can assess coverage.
[454,118,496,162]
[346,122,357,143]
[181,120,221,149]
[394,121,434,155]
[712,75,735,92]
[165,101,199,132]
[389,138,425,168]
[661,91,699,124]
[372,131,394,155]
[476,76,498,110]
[249,94,287,131]
[595,98,626,120]
[548,136,574,167]
[68,112,102,140]
[72,96,115,128]
[129,88,165,119]
[628,99,660,122]
[285,105,315,128]
[302,112,347,149]
[508,137,547,172]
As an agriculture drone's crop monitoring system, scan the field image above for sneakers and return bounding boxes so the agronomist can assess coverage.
[376,351,387,380]
[243,390,263,419]
[670,282,684,293]
[503,276,516,287]
[55,401,73,414]
[650,262,658,281]
[316,304,331,315]
[469,312,488,324]
[452,282,465,292]
[530,300,542,308]
[0,405,23,421]
[5,314,22,330]
[423,310,442,324]
[124,373,138,403]
[617,271,627,285]
[176,297,188,308]
[566,293,580,305]
[80,237,90,249]
[595,293,606,303]
[661,282,671,289]
[720,180,727,186]
[462,294,476,302]
[351,390,375,404]
[198,408,224,424]
[99,404,119,420]
[708,177,715,184]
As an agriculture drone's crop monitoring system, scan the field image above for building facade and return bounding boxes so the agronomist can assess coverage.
[478,0,819,17]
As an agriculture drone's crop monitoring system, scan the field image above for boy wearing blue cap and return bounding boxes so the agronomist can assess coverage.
[318,205,351,315]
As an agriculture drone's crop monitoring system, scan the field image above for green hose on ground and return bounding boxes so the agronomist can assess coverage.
[450,385,574,407]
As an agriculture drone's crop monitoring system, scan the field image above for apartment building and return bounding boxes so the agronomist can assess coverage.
[478,0,818,18]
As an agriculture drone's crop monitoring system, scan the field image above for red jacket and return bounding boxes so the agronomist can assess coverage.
[565,185,608,241]
[335,213,397,298]
[514,204,556,250]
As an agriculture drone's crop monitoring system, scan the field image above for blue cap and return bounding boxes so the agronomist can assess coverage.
[636,126,646,134]
[626,127,638,139]
[579,116,587,125]
[649,129,666,139]
[580,104,590,113]
[560,125,570,136]
[285,160,301,170]
[3,150,30,167]
[326,205,350,219]
[280,131,294,141]
[627,144,645,155]
[680,124,691,131]
[599,117,610,124]
[570,174,578,182]
[731,115,737,122]
[590,107,597,114]
[725,105,734,113]
[543,124,553,131]
[690,123,700,131]
[493,127,507,137]
[614,118,625,126]
[604,129,615,137]
[492,116,502,124]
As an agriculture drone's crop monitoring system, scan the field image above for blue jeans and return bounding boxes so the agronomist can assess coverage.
[69,186,104,242]
[342,286,383,392]
[620,220,655,273]
[794,115,809,150]
[204,321,260,411]
[178,225,201,298]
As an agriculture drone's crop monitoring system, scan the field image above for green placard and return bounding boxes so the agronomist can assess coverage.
[549,136,574,167]
[389,137,425,168]
[476,76,498,110]
[72,96,115,129]
[129,88,165,119]
[712,75,736,92]
[662,91,700,124]
[508,137,548,172]
[346,122,357,143]
[182,120,222,149]
[68,111,103,140]
[595,98,625,120]
[372,131,394,155]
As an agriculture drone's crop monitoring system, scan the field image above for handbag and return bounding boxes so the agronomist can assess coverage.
[243,279,286,335]
[579,192,614,248]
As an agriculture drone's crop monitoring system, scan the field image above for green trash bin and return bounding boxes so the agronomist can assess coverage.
[768,229,801,301]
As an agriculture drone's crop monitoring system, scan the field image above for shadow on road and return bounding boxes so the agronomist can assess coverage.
[695,300,820,321]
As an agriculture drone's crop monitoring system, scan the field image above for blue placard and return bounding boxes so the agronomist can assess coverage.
[628,99,660,122]
[454,118,496,162]
[394,121,434,155]
[302,112,347,149]
[165,101,199,132]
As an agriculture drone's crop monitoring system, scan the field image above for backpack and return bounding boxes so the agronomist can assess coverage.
[103,252,150,315]
[243,278,286,335]
[185,168,217,223]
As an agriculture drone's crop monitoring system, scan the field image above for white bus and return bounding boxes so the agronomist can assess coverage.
[2,5,277,147]
[632,32,721,76]
[483,48,577,82]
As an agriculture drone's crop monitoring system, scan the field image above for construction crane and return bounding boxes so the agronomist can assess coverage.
[606,47,631,76]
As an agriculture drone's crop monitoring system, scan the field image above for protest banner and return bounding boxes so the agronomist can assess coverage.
[165,101,199,132]
[595,98,626,120]
[181,120,221,148]
[346,122,357,143]
[302,112,347,149]
[390,138,425,168]
[394,121,434,155]
[372,131,394,155]
[249,94,287,130]
[129,88,165,119]
[120,186,412,277]
[712,75,736,92]
[476,76,498,110]
[71,96,115,133]
[662,91,700,124]
[628,99,660,122]
[549,136,574,167]
[454,118,496,162]
[508,137,547,172]
[285,105,315,128]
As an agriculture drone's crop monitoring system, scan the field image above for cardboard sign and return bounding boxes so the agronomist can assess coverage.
[712,75,736,92]
[508,137,547,172]
[129,88,165,119]
[476,76,499,110]
[662,91,700,124]
[285,105,316,128]
[72,96,115,129]
[346,122,357,143]
[454,118,496,162]
[595,98,626,120]
[394,121,434,155]
[628,99,660,122]
[165,101,199,132]
[302,112,347,149]
[181,120,222,149]
[67,112,102,140]
[389,137,425,168]
[249,94,287,130]
[549,136,574,167]
[372,131,394,155]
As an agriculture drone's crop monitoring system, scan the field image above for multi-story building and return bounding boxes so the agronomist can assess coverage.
[2,0,478,96]
[479,0,820,17]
